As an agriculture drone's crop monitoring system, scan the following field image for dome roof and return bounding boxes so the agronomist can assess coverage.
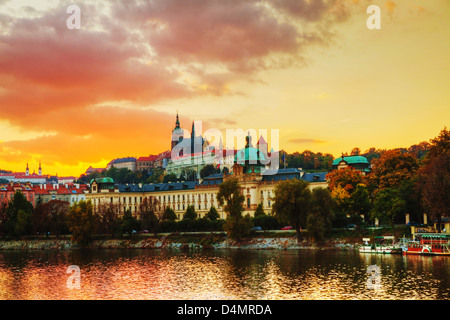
[332,155,369,166]
[235,146,266,163]
[90,177,115,184]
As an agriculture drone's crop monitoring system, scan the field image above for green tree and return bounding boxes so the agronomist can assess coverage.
[217,178,250,240]
[205,206,220,220]
[272,179,312,242]
[15,209,32,237]
[306,188,336,242]
[200,164,217,179]
[67,200,98,246]
[254,203,265,217]
[4,191,33,237]
[138,197,163,236]
[118,209,140,238]
[371,188,406,227]
[162,207,177,221]
[183,205,197,220]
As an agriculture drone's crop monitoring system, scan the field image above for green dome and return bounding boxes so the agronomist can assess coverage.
[90,177,115,184]
[235,146,266,164]
[332,155,369,166]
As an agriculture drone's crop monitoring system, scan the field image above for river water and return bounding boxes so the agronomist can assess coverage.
[0,249,448,300]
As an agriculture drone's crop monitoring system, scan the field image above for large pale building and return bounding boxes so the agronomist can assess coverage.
[86,135,328,219]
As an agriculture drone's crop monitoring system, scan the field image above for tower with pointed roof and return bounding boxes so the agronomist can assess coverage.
[39,162,42,175]
[26,162,29,176]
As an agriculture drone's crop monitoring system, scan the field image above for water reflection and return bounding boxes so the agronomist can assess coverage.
[0,249,447,300]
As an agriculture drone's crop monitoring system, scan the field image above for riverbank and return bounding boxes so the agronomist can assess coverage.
[0,227,410,251]
[0,234,357,251]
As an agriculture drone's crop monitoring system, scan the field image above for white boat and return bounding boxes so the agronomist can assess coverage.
[359,236,402,254]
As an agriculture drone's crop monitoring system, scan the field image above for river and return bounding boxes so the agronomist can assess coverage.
[0,249,448,300]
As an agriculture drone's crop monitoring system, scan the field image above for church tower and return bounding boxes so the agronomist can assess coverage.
[39,162,42,175]
[171,111,184,150]
[26,162,29,176]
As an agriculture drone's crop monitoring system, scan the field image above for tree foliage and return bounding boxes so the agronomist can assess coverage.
[272,179,311,242]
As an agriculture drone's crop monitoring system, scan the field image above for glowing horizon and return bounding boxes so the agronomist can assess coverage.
[0,0,448,177]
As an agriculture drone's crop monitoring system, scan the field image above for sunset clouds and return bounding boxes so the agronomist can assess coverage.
[0,0,449,176]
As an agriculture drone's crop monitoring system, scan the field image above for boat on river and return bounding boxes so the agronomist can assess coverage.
[401,233,450,256]
[359,236,402,254]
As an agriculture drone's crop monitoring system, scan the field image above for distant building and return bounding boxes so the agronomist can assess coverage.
[33,183,88,205]
[85,166,105,175]
[86,134,328,218]
[136,155,158,172]
[0,182,36,207]
[331,154,371,174]
[106,157,137,171]
[0,163,47,184]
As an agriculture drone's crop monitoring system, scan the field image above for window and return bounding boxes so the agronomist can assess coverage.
[247,198,250,208]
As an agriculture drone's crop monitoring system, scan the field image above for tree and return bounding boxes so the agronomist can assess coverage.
[4,191,33,237]
[96,202,121,236]
[368,149,419,194]
[15,209,32,237]
[371,188,406,227]
[205,206,220,220]
[200,164,217,179]
[306,188,336,242]
[118,209,140,237]
[67,200,98,246]
[417,128,449,230]
[272,179,312,242]
[183,205,198,220]
[163,173,178,183]
[32,200,70,237]
[162,207,177,221]
[138,197,163,236]
[253,203,264,217]
[217,178,250,240]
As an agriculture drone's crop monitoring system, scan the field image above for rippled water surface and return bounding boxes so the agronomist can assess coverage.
[0,249,448,300]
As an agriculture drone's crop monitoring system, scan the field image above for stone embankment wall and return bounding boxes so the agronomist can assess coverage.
[0,237,357,250]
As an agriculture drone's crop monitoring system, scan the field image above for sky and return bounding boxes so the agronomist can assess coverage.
[0,0,448,177]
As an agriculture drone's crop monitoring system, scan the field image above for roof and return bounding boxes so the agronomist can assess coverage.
[108,157,136,165]
[118,181,198,193]
[332,155,369,166]
[235,146,266,163]
[90,177,115,184]
[137,155,158,162]
[301,172,328,182]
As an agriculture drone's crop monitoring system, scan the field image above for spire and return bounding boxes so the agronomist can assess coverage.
[26,162,29,176]
[39,161,42,175]
[174,111,180,130]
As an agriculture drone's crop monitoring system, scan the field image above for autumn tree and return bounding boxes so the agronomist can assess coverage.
[367,149,420,224]
[417,127,449,230]
[32,200,70,236]
[326,167,367,217]
[217,178,251,240]
[272,179,311,242]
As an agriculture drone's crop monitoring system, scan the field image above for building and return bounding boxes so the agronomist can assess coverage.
[166,112,214,178]
[106,157,137,171]
[86,135,328,219]
[136,155,158,172]
[0,182,36,207]
[331,154,371,174]
[85,166,105,175]
[0,163,48,184]
[33,183,88,205]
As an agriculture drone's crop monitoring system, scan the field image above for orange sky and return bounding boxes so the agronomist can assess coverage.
[0,0,449,177]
